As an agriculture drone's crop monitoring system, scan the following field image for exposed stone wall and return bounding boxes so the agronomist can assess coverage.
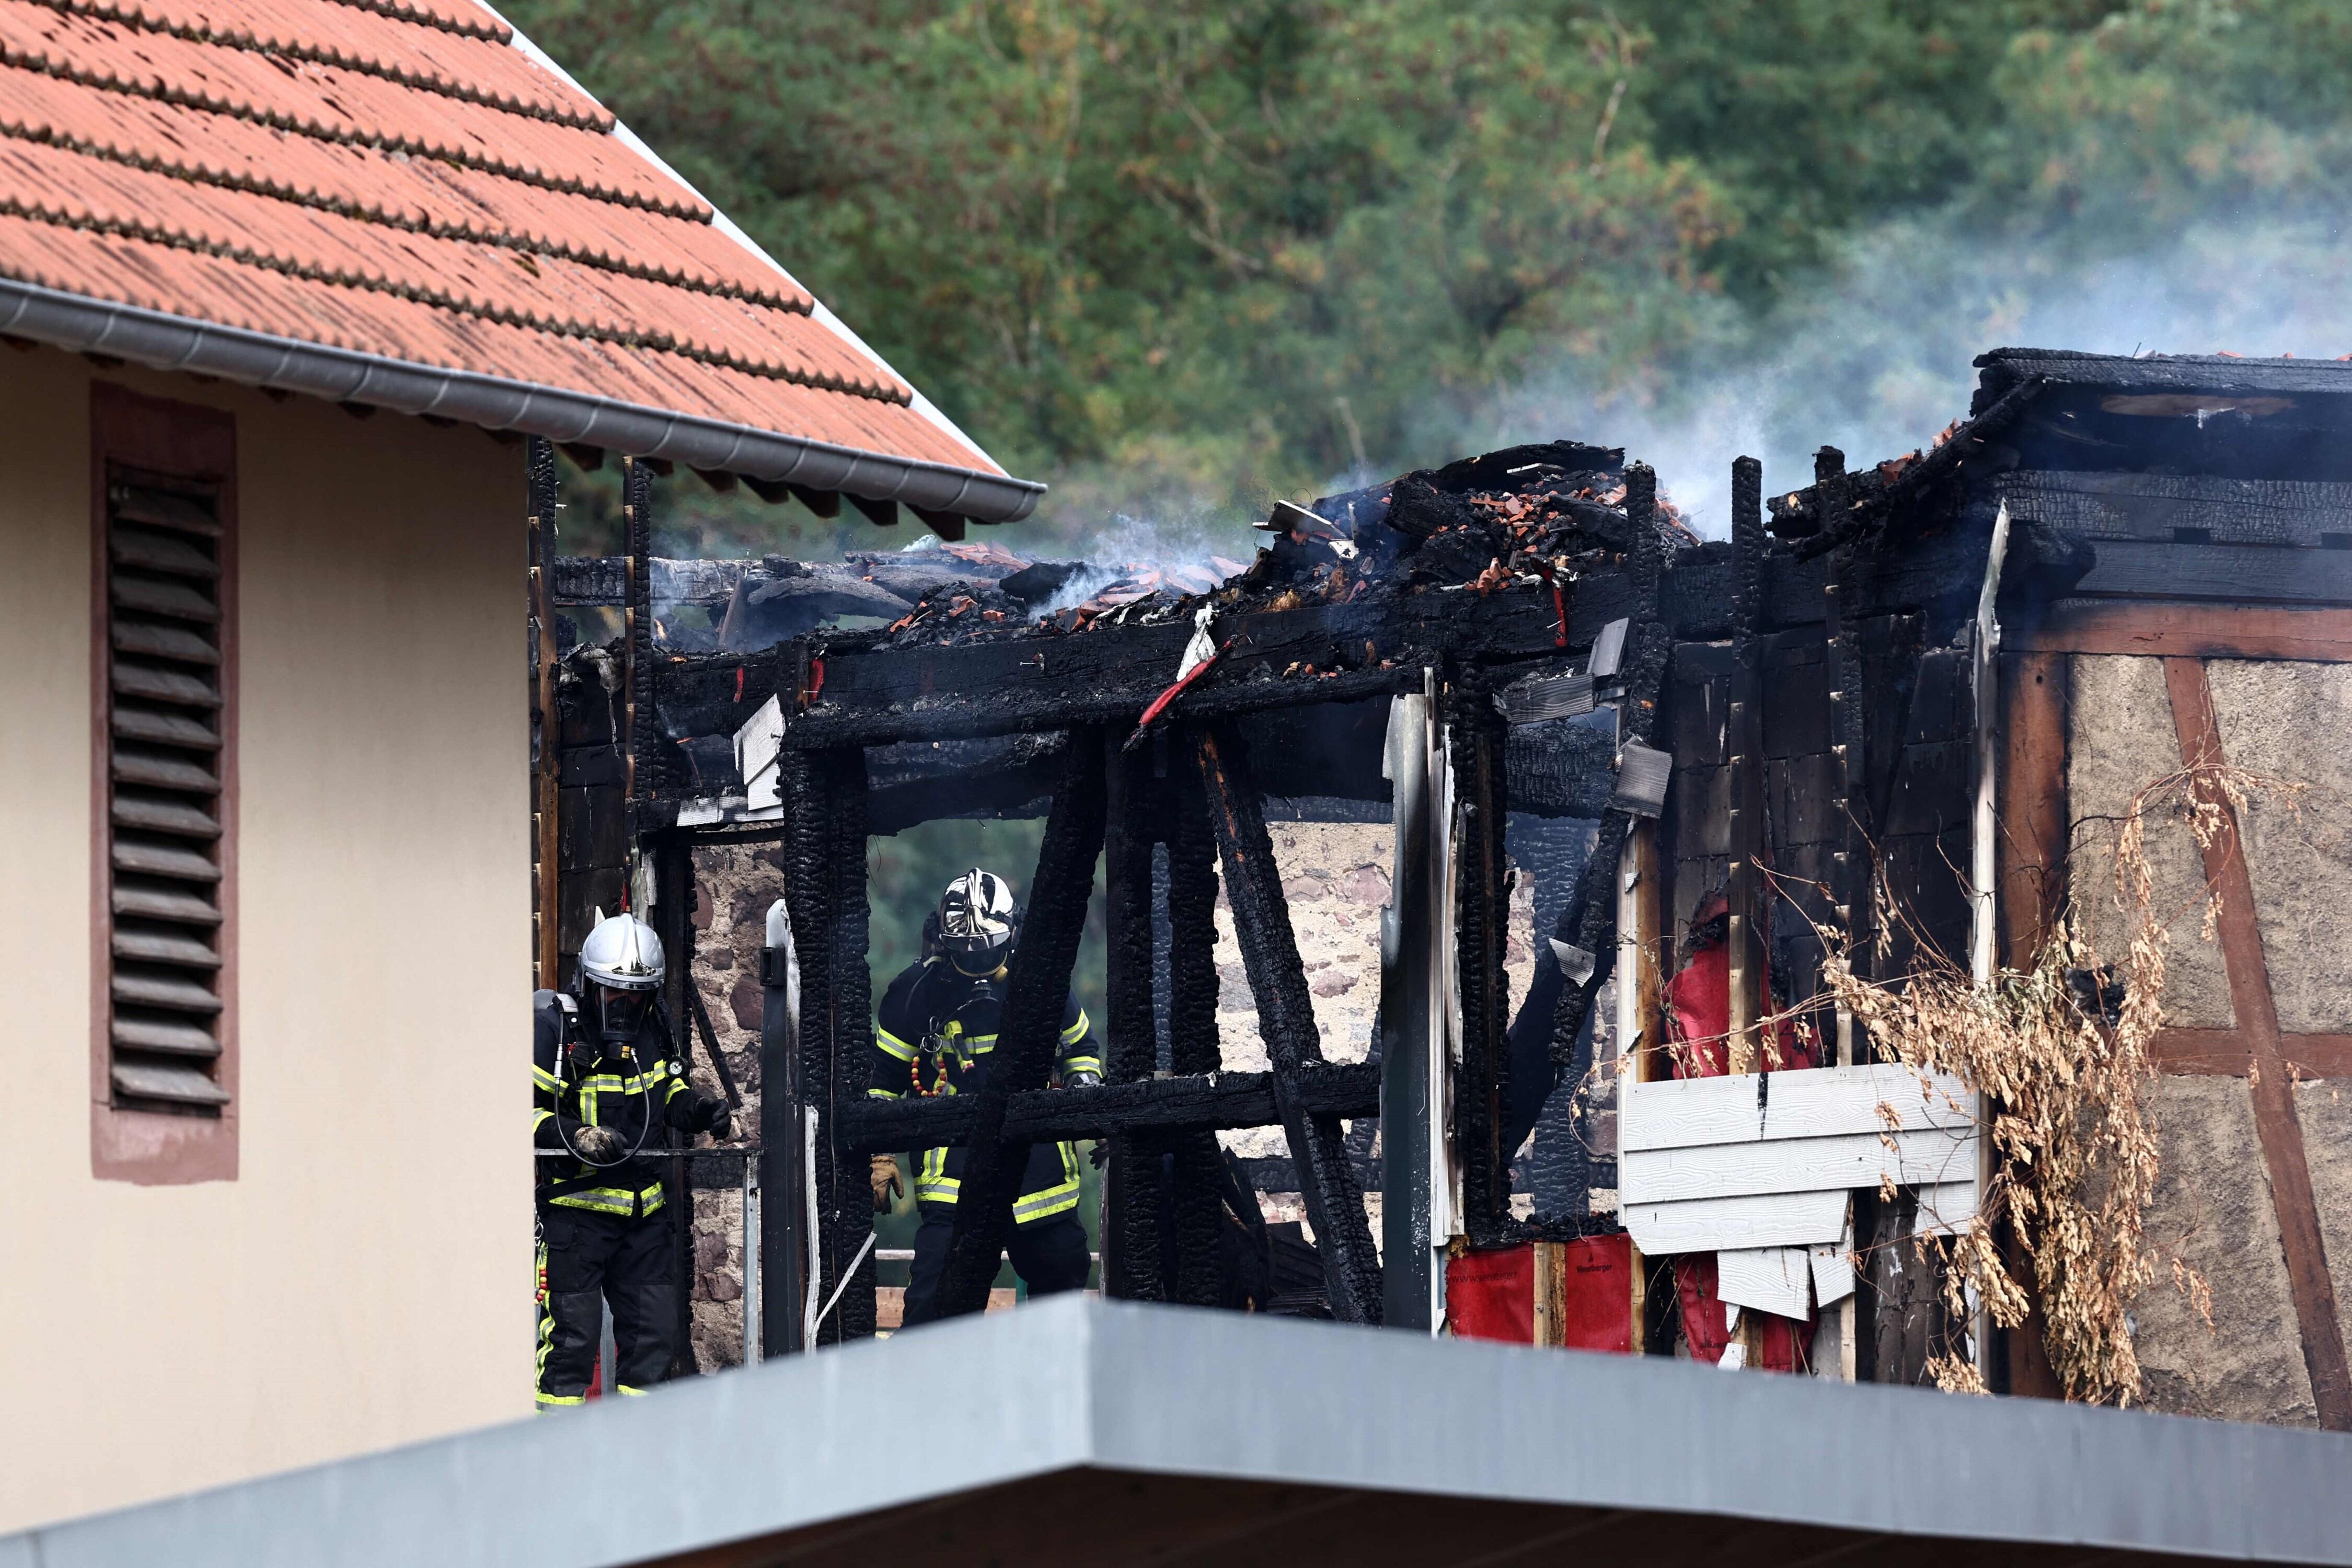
[679,842,782,1371]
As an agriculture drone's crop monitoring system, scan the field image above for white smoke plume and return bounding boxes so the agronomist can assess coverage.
[1457,211,2352,537]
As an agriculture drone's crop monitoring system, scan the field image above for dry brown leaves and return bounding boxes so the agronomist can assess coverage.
[1817,758,2299,1406]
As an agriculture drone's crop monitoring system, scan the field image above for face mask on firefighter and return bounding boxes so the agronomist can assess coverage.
[595,983,651,1046]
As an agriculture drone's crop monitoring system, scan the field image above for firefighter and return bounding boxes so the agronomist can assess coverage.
[871,868,1100,1325]
[533,910,733,1409]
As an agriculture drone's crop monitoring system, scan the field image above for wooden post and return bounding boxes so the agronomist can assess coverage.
[1532,1240,1566,1348]
[934,736,1109,1319]
[1102,732,1165,1300]
[1451,695,1511,1238]
[1163,756,1228,1307]
[622,457,651,818]
[1725,456,1766,1075]
[654,843,696,1376]
[527,437,560,989]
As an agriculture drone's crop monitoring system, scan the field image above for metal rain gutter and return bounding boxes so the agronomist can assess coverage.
[0,279,1046,524]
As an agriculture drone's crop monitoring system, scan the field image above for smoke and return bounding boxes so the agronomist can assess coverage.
[1455,209,2352,537]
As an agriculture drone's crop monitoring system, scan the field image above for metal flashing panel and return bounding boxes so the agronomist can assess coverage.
[6,1296,2350,1567]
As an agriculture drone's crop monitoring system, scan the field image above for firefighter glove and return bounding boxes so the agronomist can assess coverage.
[573,1123,625,1163]
[870,1152,903,1212]
[697,1093,734,1139]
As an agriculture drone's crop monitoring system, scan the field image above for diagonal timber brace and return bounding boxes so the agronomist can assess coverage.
[932,733,1110,1318]
[1195,722,1383,1323]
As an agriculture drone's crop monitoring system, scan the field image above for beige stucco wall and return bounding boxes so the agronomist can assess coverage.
[0,351,532,1530]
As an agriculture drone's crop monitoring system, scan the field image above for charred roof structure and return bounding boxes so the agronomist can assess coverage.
[534,347,2352,1436]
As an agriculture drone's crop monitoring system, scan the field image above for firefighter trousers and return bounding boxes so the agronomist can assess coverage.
[536,1204,680,1407]
[901,1203,1090,1327]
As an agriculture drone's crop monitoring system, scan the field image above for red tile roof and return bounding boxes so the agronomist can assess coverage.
[0,0,1039,521]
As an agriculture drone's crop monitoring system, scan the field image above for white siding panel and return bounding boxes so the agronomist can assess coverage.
[1622,1190,1849,1255]
[1717,1246,1813,1318]
[1619,1126,1979,1205]
[1620,1064,1975,1152]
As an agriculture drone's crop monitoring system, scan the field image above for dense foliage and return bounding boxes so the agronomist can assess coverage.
[511,0,2352,547]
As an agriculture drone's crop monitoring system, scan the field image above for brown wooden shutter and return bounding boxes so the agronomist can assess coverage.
[102,473,230,1111]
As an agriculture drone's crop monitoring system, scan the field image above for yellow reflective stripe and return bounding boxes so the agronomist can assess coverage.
[535,1393,586,1409]
[875,1028,918,1063]
[1060,1142,1080,1183]
[1060,1010,1091,1045]
[535,1242,555,1397]
[581,1068,674,1095]
[1062,1055,1102,1076]
[532,1065,562,1092]
[868,1087,902,1099]
[532,1109,554,1132]
[914,1148,958,1203]
[1013,1181,1082,1223]
[547,1186,667,1217]
[615,1385,652,1397]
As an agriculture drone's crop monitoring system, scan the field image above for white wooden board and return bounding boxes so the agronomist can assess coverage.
[1915,1180,1979,1235]
[1811,1205,1856,1307]
[1716,1246,1812,1319]
[1619,1125,1978,1205]
[1620,1063,1975,1152]
[1621,1189,1848,1256]
[735,695,785,811]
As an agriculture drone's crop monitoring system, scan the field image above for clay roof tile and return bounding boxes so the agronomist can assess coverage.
[0,0,1024,506]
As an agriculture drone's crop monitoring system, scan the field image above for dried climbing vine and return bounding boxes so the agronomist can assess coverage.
[1816,758,2297,1405]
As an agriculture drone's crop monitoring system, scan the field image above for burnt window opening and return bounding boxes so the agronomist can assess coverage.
[102,472,231,1114]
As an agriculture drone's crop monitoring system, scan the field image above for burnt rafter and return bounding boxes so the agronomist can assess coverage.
[1194,723,1385,1323]
[842,1064,1382,1151]
[931,736,1111,1318]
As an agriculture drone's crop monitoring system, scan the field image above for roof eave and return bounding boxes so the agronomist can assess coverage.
[0,278,1045,524]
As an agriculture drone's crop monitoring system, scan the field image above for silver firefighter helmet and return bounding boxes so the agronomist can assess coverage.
[938,868,1018,976]
[580,908,665,991]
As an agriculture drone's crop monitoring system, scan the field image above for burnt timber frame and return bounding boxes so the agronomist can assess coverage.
[635,471,1750,1335]
[587,434,2039,1381]
[637,451,2035,1345]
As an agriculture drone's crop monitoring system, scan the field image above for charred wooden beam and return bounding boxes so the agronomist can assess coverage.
[654,581,1636,752]
[1783,377,2043,559]
[624,458,655,808]
[785,747,876,1345]
[1164,755,1228,1306]
[1726,455,1766,1071]
[1195,723,1383,1323]
[653,843,697,1376]
[841,1063,1382,1149]
[1453,691,1511,1240]
[1102,734,1165,1301]
[933,736,1110,1318]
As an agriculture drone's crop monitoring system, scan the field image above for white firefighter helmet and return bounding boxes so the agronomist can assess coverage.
[580,908,665,991]
[938,868,1018,976]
